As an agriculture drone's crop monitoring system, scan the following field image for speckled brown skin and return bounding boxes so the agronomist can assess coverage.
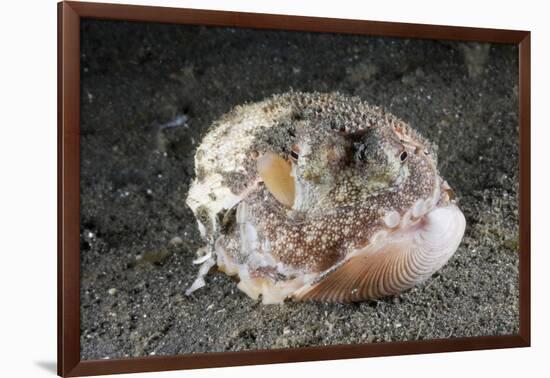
[186,91,462,303]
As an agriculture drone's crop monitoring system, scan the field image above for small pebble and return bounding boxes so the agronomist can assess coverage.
[169,236,184,247]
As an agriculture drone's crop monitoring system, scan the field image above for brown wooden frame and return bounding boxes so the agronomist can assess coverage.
[58,1,531,376]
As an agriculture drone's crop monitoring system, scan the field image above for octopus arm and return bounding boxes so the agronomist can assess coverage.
[292,204,465,302]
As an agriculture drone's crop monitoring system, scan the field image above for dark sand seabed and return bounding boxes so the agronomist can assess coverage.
[79,20,519,359]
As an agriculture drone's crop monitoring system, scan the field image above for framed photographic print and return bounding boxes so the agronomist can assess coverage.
[58,1,530,376]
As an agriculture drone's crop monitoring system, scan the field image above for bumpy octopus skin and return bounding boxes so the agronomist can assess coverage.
[185,92,465,304]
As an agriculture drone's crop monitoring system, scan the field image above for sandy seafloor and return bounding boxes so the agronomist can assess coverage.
[79,19,519,359]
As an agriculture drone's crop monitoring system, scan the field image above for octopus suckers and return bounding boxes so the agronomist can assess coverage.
[384,210,401,228]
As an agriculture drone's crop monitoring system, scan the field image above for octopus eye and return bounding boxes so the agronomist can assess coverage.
[290,144,300,162]
[400,151,408,162]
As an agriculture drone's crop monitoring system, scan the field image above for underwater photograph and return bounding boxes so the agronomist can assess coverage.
[79,19,519,359]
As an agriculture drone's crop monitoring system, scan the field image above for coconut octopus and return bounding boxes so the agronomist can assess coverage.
[185,91,465,304]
